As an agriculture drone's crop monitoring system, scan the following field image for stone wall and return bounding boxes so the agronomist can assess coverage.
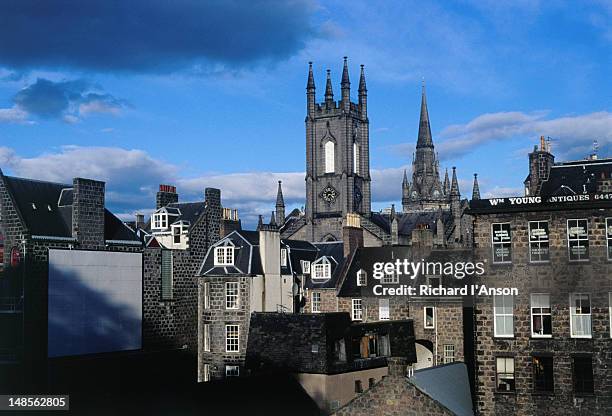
[303,288,338,313]
[198,276,251,381]
[473,208,612,416]
[72,178,105,249]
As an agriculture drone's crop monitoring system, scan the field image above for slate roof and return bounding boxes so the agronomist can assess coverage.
[2,175,138,242]
[304,241,346,289]
[539,158,612,197]
[369,210,453,236]
[410,362,474,416]
[198,230,262,276]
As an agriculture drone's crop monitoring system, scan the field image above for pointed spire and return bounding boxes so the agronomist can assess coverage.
[341,56,350,87]
[270,211,277,226]
[450,166,460,197]
[359,64,367,93]
[276,180,285,207]
[257,215,264,230]
[417,80,434,148]
[306,61,315,90]
[443,168,450,195]
[472,173,481,200]
[325,69,334,103]
[390,203,396,220]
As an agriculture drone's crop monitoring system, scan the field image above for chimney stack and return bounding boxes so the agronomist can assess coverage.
[156,184,178,209]
[135,213,145,229]
[343,213,364,258]
[72,177,105,249]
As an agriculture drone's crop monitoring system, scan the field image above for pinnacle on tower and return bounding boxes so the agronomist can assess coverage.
[443,168,450,195]
[257,215,264,230]
[270,211,277,227]
[307,61,315,90]
[417,81,433,148]
[341,56,350,87]
[359,64,367,93]
[325,69,334,105]
[275,180,285,227]
[276,180,285,206]
[472,173,481,200]
[450,166,460,197]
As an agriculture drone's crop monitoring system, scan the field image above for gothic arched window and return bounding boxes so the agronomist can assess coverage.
[325,141,335,173]
[353,142,360,175]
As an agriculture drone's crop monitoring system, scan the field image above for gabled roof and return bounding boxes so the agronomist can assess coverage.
[2,175,138,242]
[198,230,262,276]
[303,241,346,289]
[539,158,612,197]
[147,201,207,231]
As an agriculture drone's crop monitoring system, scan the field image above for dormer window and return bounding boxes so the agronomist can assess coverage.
[153,213,168,229]
[214,246,234,266]
[357,269,367,286]
[312,260,331,280]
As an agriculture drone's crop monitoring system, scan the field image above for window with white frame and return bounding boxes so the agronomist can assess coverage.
[214,246,234,266]
[311,291,321,313]
[531,293,552,337]
[203,323,211,352]
[529,221,550,262]
[153,213,168,229]
[226,282,239,309]
[492,223,512,263]
[494,294,514,337]
[353,142,360,175]
[225,365,239,377]
[496,357,515,392]
[226,325,239,352]
[567,219,589,261]
[203,282,210,309]
[301,260,311,274]
[312,262,331,280]
[352,299,363,321]
[443,344,455,364]
[203,363,210,382]
[357,269,367,286]
[382,269,399,284]
[570,293,591,338]
[606,218,612,261]
[379,298,390,320]
[325,140,335,173]
[424,306,435,329]
[280,248,287,267]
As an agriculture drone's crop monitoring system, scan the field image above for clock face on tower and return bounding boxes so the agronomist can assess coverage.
[321,185,338,203]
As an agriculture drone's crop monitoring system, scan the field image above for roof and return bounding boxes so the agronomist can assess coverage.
[369,210,452,236]
[198,230,262,276]
[304,241,346,289]
[2,175,138,242]
[539,158,612,197]
[410,362,474,416]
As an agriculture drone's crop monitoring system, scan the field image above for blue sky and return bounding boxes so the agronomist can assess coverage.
[0,0,611,227]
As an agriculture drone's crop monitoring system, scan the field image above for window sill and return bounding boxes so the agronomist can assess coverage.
[494,336,515,339]
[570,336,592,339]
[530,335,553,339]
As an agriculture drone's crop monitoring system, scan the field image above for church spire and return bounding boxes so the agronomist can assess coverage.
[450,166,460,197]
[307,61,315,90]
[306,62,315,116]
[472,173,481,200]
[417,80,433,149]
[275,180,285,227]
[341,57,350,87]
[325,69,334,107]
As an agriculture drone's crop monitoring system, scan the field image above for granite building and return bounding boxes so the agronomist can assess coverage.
[469,148,612,415]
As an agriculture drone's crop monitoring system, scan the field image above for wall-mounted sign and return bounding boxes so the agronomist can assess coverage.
[10,247,20,267]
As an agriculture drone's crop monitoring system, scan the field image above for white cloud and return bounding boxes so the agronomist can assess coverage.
[0,106,31,123]
[437,110,612,160]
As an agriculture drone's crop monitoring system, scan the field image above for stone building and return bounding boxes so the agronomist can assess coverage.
[278,59,471,248]
[245,312,416,414]
[469,150,612,415]
[141,186,224,352]
[0,170,143,388]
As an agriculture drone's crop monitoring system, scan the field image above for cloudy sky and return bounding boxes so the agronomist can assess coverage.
[1,1,611,227]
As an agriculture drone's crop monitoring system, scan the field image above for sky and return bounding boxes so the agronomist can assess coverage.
[0,0,611,228]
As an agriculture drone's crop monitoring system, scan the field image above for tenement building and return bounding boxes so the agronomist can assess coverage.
[469,148,612,415]
[0,170,143,389]
[277,59,471,248]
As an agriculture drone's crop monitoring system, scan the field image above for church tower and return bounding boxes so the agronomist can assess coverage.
[304,58,371,241]
[403,83,447,213]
